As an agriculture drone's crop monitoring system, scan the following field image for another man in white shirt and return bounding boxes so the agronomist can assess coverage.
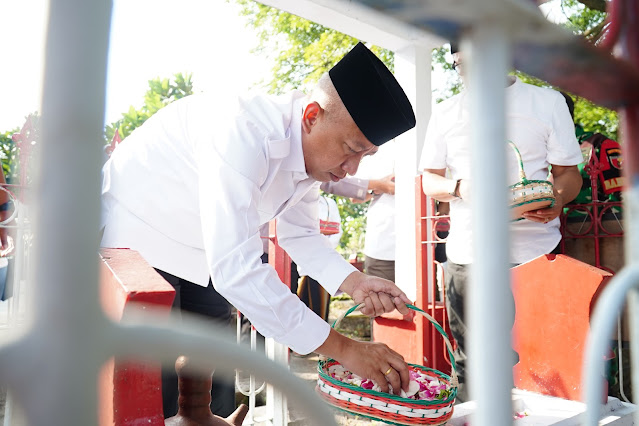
[351,141,397,282]
[420,44,583,401]
[101,42,416,416]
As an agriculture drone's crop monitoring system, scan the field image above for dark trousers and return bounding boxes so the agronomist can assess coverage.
[444,243,561,402]
[296,275,331,322]
[156,269,236,419]
[364,256,395,282]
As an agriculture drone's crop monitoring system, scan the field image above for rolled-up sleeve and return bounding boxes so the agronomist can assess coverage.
[320,178,369,200]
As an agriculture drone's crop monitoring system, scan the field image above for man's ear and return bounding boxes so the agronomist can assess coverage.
[302,102,322,134]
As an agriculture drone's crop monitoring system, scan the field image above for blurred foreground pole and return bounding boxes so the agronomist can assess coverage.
[583,1,639,424]
[10,0,113,425]
[465,25,514,426]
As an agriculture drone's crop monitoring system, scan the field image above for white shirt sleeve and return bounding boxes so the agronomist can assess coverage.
[546,94,583,166]
[195,124,333,355]
[419,108,448,170]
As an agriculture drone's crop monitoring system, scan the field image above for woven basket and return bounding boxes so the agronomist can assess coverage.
[316,304,457,425]
[508,140,555,221]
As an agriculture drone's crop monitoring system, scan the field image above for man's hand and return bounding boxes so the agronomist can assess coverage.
[317,329,410,394]
[339,271,411,317]
[521,194,564,223]
[369,174,395,196]
[522,164,581,224]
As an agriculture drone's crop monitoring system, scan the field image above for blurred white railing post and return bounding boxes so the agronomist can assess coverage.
[265,337,289,425]
[464,24,515,426]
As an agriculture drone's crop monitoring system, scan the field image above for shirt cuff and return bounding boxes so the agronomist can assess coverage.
[284,311,332,355]
[318,260,358,296]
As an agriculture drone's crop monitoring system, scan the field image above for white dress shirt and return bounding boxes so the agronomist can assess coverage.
[101,90,357,354]
[355,141,396,261]
[420,77,583,264]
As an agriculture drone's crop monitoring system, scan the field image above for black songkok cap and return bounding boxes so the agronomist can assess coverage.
[328,42,416,146]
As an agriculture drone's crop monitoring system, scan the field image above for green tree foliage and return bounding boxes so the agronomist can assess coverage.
[557,0,607,39]
[0,129,19,183]
[235,0,393,95]
[325,193,370,259]
[0,113,40,185]
[540,0,617,138]
[104,73,194,144]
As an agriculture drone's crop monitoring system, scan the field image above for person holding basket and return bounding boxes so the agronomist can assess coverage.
[101,42,416,417]
[420,42,583,402]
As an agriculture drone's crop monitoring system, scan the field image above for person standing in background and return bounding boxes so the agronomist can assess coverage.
[352,140,397,282]
[420,43,583,402]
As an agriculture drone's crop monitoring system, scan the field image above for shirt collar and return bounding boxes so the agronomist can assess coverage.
[280,94,308,178]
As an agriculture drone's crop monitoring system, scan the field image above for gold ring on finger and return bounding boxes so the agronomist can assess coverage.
[384,367,393,376]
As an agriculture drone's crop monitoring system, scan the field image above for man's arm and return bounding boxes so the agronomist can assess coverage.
[320,178,369,200]
[321,175,395,202]
[367,174,395,196]
[521,164,582,223]
[421,168,470,202]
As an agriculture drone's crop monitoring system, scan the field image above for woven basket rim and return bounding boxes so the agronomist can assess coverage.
[316,385,454,426]
[511,197,555,206]
[318,358,457,405]
[330,303,457,374]
[509,179,554,188]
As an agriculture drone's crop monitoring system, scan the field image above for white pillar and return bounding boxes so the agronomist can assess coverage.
[464,25,514,426]
[394,44,434,302]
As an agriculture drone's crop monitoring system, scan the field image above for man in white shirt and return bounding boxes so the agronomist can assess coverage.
[353,141,397,282]
[419,44,583,401]
[101,42,416,416]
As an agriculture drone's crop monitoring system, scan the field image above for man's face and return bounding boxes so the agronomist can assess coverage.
[301,102,378,182]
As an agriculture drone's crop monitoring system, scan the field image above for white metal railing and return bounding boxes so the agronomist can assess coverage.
[0,185,32,426]
[235,313,290,426]
[236,316,268,424]
[0,190,30,330]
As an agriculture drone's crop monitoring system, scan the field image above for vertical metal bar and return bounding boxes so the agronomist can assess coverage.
[584,266,639,424]
[266,337,289,426]
[8,204,26,328]
[615,1,639,421]
[584,2,639,421]
[12,0,113,425]
[425,197,438,368]
[621,104,639,423]
[266,220,289,425]
[465,25,514,426]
